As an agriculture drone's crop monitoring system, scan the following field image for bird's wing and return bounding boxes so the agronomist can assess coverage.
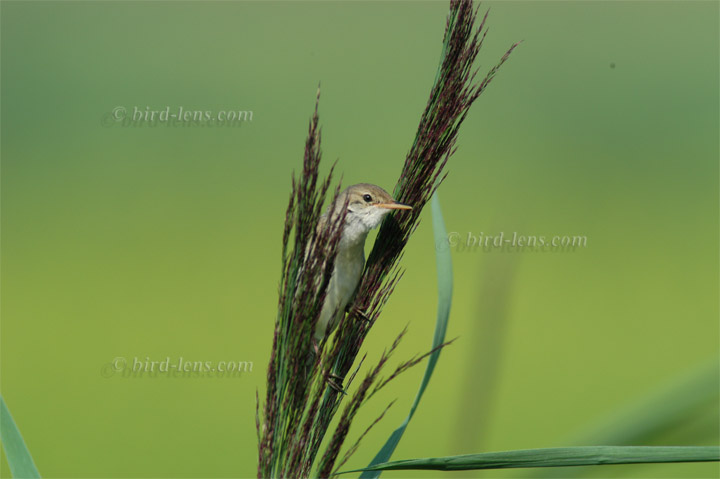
[344,250,365,314]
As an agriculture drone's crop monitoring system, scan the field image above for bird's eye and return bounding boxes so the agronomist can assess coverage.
[362,194,372,203]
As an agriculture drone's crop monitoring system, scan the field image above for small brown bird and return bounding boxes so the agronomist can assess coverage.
[313,183,411,342]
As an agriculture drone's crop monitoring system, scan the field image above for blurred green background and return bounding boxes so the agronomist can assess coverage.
[1,1,718,478]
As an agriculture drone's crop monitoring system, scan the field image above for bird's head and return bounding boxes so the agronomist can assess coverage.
[342,183,411,234]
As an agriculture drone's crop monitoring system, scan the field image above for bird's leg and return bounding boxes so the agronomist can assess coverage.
[326,373,347,395]
[310,337,345,394]
[350,306,373,324]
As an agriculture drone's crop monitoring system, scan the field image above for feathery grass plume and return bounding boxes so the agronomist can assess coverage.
[258,1,518,477]
[311,1,519,472]
[257,88,347,478]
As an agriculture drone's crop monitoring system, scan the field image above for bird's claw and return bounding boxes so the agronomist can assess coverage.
[352,308,372,323]
[327,373,347,395]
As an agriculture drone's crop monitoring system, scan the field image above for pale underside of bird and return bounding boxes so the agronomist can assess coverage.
[308,183,411,343]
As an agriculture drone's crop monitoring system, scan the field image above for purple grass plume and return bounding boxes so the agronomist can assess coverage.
[257,2,519,477]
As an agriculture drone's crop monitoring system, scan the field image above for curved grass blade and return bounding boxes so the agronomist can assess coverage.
[345,446,720,473]
[360,192,453,479]
[0,396,40,478]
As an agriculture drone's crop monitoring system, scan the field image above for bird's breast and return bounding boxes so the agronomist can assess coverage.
[314,239,366,341]
[331,246,365,303]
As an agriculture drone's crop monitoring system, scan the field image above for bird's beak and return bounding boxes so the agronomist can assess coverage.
[375,202,412,210]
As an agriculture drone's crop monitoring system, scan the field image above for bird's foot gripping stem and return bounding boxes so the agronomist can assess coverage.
[326,373,347,395]
[352,307,373,324]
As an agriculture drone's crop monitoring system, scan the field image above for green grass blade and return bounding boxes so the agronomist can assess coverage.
[344,446,720,473]
[360,192,453,479]
[0,396,40,478]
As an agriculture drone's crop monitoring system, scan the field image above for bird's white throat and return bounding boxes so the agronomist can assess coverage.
[340,205,391,248]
